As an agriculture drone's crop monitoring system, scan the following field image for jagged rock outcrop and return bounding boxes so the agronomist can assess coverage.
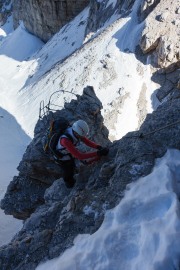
[1,86,109,219]
[85,0,136,39]
[0,86,180,269]
[137,0,180,105]
[140,0,180,72]
[152,68,180,102]
[13,0,89,42]
[0,0,12,26]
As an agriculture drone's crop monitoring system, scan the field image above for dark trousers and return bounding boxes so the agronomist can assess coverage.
[60,159,76,188]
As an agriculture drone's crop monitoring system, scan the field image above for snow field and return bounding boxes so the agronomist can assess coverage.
[0,19,41,245]
[0,108,31,245]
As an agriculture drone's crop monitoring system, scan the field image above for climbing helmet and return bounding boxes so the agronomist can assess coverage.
[72,120,89,137]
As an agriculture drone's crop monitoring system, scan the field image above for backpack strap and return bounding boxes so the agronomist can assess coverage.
[63,132,74,143]
[49,132,61,156]
[51,131,75,160]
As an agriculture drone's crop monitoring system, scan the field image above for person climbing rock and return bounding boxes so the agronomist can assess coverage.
[55,119,109,188]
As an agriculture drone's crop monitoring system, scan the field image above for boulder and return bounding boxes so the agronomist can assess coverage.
[140,0,180,72]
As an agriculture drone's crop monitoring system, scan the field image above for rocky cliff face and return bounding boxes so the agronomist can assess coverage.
[13,0,89,42]
[139,0,180,102]
[140,0,180,73]
[0,0,180,269]
[85,0,136,39]
[85,0,179,75]
[1,86,109,220]
[0,0,11,26]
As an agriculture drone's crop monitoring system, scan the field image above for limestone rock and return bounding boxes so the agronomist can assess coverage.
[140,0,160,21]
[140,0,180,72]
[13,0,89,42]
[153,69,180,102]
[85,0,135,39]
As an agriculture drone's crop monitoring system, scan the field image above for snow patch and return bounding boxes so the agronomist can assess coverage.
[0,22,44,61]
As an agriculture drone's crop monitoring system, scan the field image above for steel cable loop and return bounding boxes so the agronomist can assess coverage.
[125,119,180,139]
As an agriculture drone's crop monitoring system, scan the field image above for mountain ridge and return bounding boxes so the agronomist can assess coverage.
[0,0,179,268]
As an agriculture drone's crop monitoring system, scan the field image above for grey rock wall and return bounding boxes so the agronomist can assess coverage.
[140,0,180,72]
[85,0,136,38]
[13,0,89,42]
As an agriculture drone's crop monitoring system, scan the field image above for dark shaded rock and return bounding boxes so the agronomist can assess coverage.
[0,176,47,220]
[1,86,109,220]
[152,69,180,102]
[139,0,161,21]
[85,0,135,39]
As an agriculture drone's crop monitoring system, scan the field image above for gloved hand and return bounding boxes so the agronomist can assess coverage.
[97,147,109,156]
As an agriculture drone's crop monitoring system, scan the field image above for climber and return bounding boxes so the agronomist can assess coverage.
[55,119,109,188]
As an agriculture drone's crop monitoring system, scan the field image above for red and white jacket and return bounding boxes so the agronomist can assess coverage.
[56,127,100,163]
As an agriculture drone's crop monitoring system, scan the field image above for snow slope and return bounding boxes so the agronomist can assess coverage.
[0,15,13,41]
[0,20,43,245]
[0,107,30,245]
[36,149,180,270]
[22,9,159,139]
[0,22,44,135]
[0,0,159,139]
